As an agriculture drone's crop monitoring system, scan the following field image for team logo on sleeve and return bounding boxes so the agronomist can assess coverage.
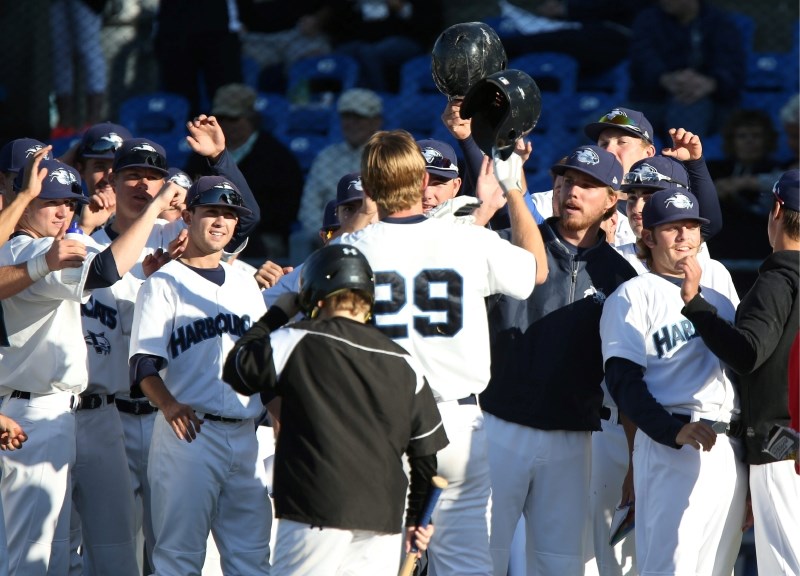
[583,285,607,304]
[572,147,600,166]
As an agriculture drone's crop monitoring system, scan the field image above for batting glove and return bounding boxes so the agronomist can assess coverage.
[493,152,524,197]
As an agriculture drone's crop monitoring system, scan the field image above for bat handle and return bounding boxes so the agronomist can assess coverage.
[398,476,448,576]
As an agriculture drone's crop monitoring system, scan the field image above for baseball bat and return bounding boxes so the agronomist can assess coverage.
[398,475,448,576]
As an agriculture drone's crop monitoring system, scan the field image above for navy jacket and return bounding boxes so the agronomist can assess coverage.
[480,220,637,431]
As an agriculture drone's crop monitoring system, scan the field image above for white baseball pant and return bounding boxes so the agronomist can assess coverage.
[750,460,800,576]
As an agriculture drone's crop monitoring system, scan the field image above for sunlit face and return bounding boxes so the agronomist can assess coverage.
[422,175,461,212]
[625,188,656,238]
[558,169,617,234]
[183,205,239,255]
[111,167,165,227]
[19,197,78,238]
[80,158,115,197]
[597,128,655,173]
[642,219,702,276]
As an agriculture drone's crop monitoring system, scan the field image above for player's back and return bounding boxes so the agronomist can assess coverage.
[338,217,535,401]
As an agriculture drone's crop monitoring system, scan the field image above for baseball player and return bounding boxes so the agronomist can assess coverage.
[335,129,543,575]
[680,170,800,575]
[86,119,260,573]
[223,244,448,575]
[600,188,746,576]
[0,151,181,576]
[129,176,270,575]
[0,138,50,209]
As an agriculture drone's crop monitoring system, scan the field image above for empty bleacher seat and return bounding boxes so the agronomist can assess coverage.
[118,92,190,142]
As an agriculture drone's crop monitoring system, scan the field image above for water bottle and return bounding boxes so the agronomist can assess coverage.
[62,221,86,284]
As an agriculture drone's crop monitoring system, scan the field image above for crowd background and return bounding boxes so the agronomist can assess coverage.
[0,0,797,284]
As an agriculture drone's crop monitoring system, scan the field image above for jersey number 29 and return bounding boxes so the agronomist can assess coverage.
[373,269,463,339]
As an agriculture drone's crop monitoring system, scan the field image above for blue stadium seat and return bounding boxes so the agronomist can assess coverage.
[509,53,578,110]
[241,56,261,91]
[576,60,630,104]
[482,16,523,40]
[254,92,290,133]
[287,55,360,105]
[729,12,756,53]
[279,105,336,139]
[276,134,329,173]
[565,93,619,134]
[400,55,440,96]
[118,92,190,142]
[382,94,445,140]
[745,52,797,93]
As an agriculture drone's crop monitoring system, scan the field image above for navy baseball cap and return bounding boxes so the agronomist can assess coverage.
[113,138,168,176]
[321,199,340,231]
[15,159,88,203]
[642,187,709,229]
[186,176,252,217]
[772,169,800,212]
[0,138,50,174]
[551,145,623,189]
[336,172,364,207]
[167,167,193,189]
[77,122,132,159]
[418,139,459,180]
[584,107,654,145]
[621,156,689,192]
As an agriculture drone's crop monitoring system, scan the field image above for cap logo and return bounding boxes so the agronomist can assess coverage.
[131,143,158,153]
[422,147,444,164]
[49,168,78,186]
[213,181,236,191]
[101,133,124,149]
[664,192,694,210]
[607,109,627,120]
[25,145,45,158]
[169,172,193,188]
[573,147,600,165]
[348,177,363,192]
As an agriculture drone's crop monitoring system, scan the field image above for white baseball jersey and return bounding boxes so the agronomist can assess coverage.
[129,260,266,419]
[0,234,103,395]
[83,220,185,396]
[338,216,536,401]
[600,268,739,420]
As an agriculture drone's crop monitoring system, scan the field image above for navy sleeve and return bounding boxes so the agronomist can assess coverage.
[456,135,485,199]
[605,357,684,448]
[129,353,166,392]
[208,148,261,250]
[85,248,122,290]
[405,454,438,526]
[684,157,722,239]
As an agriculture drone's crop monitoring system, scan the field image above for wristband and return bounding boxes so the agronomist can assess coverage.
[26,254,50,282]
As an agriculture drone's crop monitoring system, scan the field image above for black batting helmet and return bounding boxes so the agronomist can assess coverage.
[431,22,507,99]
[460,69,542,160]
[298,244,375,318]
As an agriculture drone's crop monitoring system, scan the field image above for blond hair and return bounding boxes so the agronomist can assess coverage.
[361,130,426,214]
[325,290,373,321]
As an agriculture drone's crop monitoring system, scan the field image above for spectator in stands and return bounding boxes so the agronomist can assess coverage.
[327,0,443,92]
[238,1,332,93]
[154,0,243,116]
[49,0,108,138]
[184,83,304,260]
[628,0,746,141]
[708,109,781,211]
[292,88,383,262]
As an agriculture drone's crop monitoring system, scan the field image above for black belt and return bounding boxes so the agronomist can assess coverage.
[457,394,477,406]
[199,413,244,424]
[672,413,744,438]
[115,398,158,415]
[77,393,115,410]
[10,390,79,409]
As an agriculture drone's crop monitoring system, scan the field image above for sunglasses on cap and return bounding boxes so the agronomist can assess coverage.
[426,156,454,169]
[121,149,167,171]
[188,186,245,210]
[622,170,686,188]
[597,113,647,136]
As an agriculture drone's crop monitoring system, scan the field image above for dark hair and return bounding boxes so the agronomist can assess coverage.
[781,205,800,241]
[721,109,778,158]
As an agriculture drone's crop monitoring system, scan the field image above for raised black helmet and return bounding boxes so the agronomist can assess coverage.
[460,69,542,160]
[431,22,507,99]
